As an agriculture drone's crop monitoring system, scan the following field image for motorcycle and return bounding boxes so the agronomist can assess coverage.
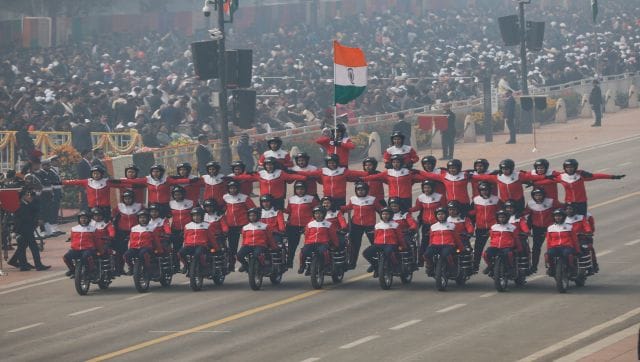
[71,251,115,296]
[373,235,419,290]
[304,246,348,289]
[131,248,174,293]
[246,239,289,291]
[547,241,594,293]
[428,248,474,291]
[186,247,230,292]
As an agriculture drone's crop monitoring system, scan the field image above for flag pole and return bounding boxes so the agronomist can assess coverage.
[333,41,338,144]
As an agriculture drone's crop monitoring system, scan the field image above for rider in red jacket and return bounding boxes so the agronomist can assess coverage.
[359,157,386,206]
[258,137,293,169]
[91,207,115,256]
[124,209,161,274]
[545,208,580,276]
[200,161,226,206]
[290,153,319,198]
[63,165,121,218]
[112,190,143,274]
[222,180,257,270]
[410,180,446,265]
[424,207,466,276]
[470,182,501,271]
[298,207,339,274]
[362,207,408,277]
[284,181,319,268]
[315,124,355,167]
[178,207,216,273]
[298,154,366,208]
[482,210,520,274]
[526,188,563,274]
[237,208,278,272]
[122,164,190,217]
[63,211,97,276]
[418,156,447,198]
[564,203,599,273]
[342,182,382,269]
[362,153,421,211]
[382,131,419,168]
[172,162,202,204]
[417,159,472,216]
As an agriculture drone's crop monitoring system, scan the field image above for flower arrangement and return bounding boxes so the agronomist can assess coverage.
[51,144,80,209]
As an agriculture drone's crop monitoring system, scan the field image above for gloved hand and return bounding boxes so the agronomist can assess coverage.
[545,174,556,180]
[612,174,626,179]
[580,170,594,178]
[523,181,533,188]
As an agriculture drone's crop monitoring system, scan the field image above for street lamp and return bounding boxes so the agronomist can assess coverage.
[518,0,532,133]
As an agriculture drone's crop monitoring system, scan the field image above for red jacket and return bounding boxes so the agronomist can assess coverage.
[471,195,501,230]
[416,170,447,198]
[241,222,276,248]
[149,217,171,237]
[260,208,286,233]
[530,169,560,201]
[471,170,497,198]
[546,223,580,252]
[222,193,256,227]
[291,165,319,196]
[355,171,385,204]
[488,223,519,250]
[114,181,146,205]
[447,216,475,237]
[304,220,339,247]
[69,224,96,251]
[205,213,229,235]
[183,222,215,247]
[169,199,194,231]
[91,220,115,253]
[129,224,160,250]
[373,221,407,248]
[509,215,531,235]
[429,222,464,249]
[343,195,380,226]
[113,202,143,232]
[363,168,420,198]
[302,167,367,199]
[411,192,446,225]
[526,198,563,228]
[551,172,614,203]
[201,174,227,205]
[420,171,471,204]
[235,170,305,199]
[124,176,189,205]
[259,149,293,169]
[316,136,355,166]
[383,145,419,165]
[63,178,117,207]
[473,172,546,202]
[228,172,254,196]
[392,212,418,234]
[325,209,348,231]
[564,214,594,239]
[171,175,201,203]
[285,194,318,227]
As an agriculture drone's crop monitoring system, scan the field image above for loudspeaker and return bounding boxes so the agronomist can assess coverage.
[225,50,238,87]
[191,41,218,80]
[526,21,545,52]
[534,96,547,110]
[520,96,533,111]
[498,15,520,46]
[236,49,252,88]
[231,89,256,129]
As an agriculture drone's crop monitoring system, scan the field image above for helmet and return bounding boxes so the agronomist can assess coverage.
[148,203,161,212]
[474,158,490,169]
[206,161,220,171]
[354,182,369,192]
[266,137,282,146]
[434,207,448,217]
[533,158,549,170]
[176,162,192,172]
[499,159,515,170]
[293,181,307,190]
[137,209,150,217]
[447,159,462,169]
[227,180,240,188]
[552,208,566,217]
[421,155,437,165]
[390,131,405,142]
[530,188,546,198]
[446,200,460,211]
[564,202,577,210]
[259,194,274,203]
[124,164,139,174]
[496,209,509,219]
[478,182,492,192]
[422,180,435,188]
[503,200,517,209]
[380,207,394,215]
[171,185,185,194]
[150,164,165,173]
[312,206,327,216]
[295,152,310,161]
[263,157,278,166]
[190,207,205,217]
[335,123,347,133]
[247,207,261,218]
[388,197,402,206]
[362,157,378,168]
[90,165,105,174]
[90,207,103,216]
[230,160,246,171]
[563,158,578,169]
[389,154,404,163]
[324,154,340,165]
[203,199,217,208]
[121,190,135,199]
[77,210,91,222]
[320,196,332,204]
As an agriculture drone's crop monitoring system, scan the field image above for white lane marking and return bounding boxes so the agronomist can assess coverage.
[126,293,151,301]
[7,322,44,333]
[517,306,640,362]
[68,306,103,316]
[624,239,640,246]
[528,275,544,282]
[300,358,321,362]
[597,249,613,257]
[436,304,466,313]
[0,277,67,295]
[0,272,65,290]
[389,319,422,330]
[149,330,231,333]
[181,281,190,285]
[619,162,631,167]
[479,292,497,298]
[339,335,380,349]
[556,325,638,362]
[595,168,609,172]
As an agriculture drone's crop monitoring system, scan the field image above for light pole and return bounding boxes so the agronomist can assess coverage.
[518,0,532,133]
[215,0,232,173]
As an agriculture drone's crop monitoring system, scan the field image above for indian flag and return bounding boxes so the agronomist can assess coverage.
[334,40,367,105]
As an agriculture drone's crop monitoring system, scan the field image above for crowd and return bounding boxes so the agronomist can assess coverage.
[0,0,639,145]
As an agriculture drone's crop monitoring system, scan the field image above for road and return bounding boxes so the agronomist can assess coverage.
[1,136,639,362]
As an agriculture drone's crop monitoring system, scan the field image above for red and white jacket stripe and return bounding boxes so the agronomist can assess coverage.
[324,209,348,232]
[129,224,160,249]
[304,220,339,247]
[183,222,214,247]
[546,223,580,251]
[235,170,305,199]
[526,198,563,228]
[410,192,446,225]
[382,145,419,165]
[63,178,116,207]
[169,199,194,231]
[291,165,319,196]
[471,195,501,229]
[551,172,614,203]
[392,212,418,234]
[429,222,464,249]
[223,193,256,227]
[447,216,475,237]
[315,136,355,166]
[201,174,226,205]
[259,149,293,169]
[473,171,546,203]
[301,167,366,199]
[285,194,318,227]
[419,171,471,205]
[363,168,419,199]
[205,213,230,235]
[373,221,406,247]
[343,195,380,227]
[70,224,97,251]
[241,222,276,248]
[488,223,519,249]
[123,176,189,205]
[113,202,143,231]
[260,208,286,233]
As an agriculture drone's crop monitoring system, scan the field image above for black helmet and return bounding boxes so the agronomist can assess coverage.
[446,200,460,211]
[380,207,394,215]
[320,196,332,204]
[137,209,150,217]
[266,137,282,146]
[447,159,462,169]
[422,180,436,188]
[503,199,517,209]
[227,180,240,188]
[335,123,347,133]
[362,157,378,168]
[177,162,192,172]
[121,190,135,199]
[230,160,246,171]
[90,165,105,174]
[499,159,515,170]
[434,207,448,218]
[552,208,566,217]
[324,154,340,165]
[478,182,492,192]
[564,202,577,211]
[390,131,405,142]
[388,197,402,206]
[354,182,369,192]
[533,158,549,170]
[421,155,437,165]
[293,181,307,190]
[531,188,546,198]
[259,194,274,203]
[203,199,217,208]
[148,203,161,212]
[496,209,509,219]
[90,207,103,216]
[206,161,220,171]
[171,185,185,194]
[247,207,261,218]
[124,164,139,174]
[190,207,205,216]
[389,153,404,163]
[263,156,278,166]
[474,158,489,169]
[150,164,165,173]
[563,158,578,169]
[312,206,327,216]
[77,210,91,222]
[295,152,310,161]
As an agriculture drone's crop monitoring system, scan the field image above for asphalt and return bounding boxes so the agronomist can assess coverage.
[1,132,639,362]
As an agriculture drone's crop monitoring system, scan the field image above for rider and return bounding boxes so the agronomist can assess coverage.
[564,202,599,273]
[114,164,146,205]
[424,207,466,276]
[290,153,319,199]
[360,157,386,207]
[112,190,143,274]
[297,154,366,208]
[529,159,560,202]
[148,203,171,242]
[90,207,115,257]
[178,207,217,273]
[526,188,563,274]
[222,180,257,270]
[237,208,278,273]
[482,209,521,274]
[446,200,474,250]
[470,182,501,271]
[321,197,348,250]
[124,209,161,275]
[63,210,97,277]
[388,197,418,241]
[470,158,496,198]
[203,199,229,250]
[259,194,286,244]
[172,162,202,203]
[342,182,381,269]
[63,165,120,219]
[362,207,408,277]
[168,185,194,270]
[229,160,254,196]
[121,164,190,217]
[201,161,226,206]
[382,131,419,168]
[410,180,446,265]
[315,123,355,167]
[284,181,319,268]
[418,155,446,198]
[259,136,293,169]
[298,206,339,274]
[417,159,472,216]
[362,153,420,212]
[545,208,580,276]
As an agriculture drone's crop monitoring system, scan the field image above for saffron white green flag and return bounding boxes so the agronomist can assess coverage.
[334,40,367,105]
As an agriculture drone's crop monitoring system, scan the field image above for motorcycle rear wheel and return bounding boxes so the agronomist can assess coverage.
[74,260,90,296]
[493,257,508,292]
[248,257,263,291]
[378,254,393,290]
[189,257,204,292]
[555,258,569,293]
[310,254,324,289]
[133,260,150,293]
[435,257,448,292]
